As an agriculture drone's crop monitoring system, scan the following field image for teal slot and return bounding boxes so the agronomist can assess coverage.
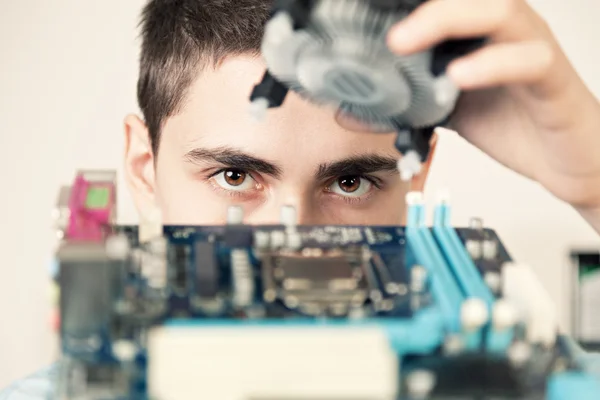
[432,202,493,348]
[406,199,463,333]
[384,307,445,354]
[433,203,494,304]
[434,202,514,352]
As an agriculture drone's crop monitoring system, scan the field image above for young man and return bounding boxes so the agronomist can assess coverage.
[121,0,600,234]
[2,0,600,398]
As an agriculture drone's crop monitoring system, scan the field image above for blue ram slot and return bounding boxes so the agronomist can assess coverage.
[432,202,493,349]
[406,198,463,333]
[433,202,513,353]
[433,203,494,304]
[384,307,445,354]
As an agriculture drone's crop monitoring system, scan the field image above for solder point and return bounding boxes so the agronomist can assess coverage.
[263,289,277,302]
[484,271,502,293]
[405,191,424,206]
[148,237,168,256]
[482,239,498,260]
[443,335,464,355]
[227,206,244,225]
[508,342,532,367]
[410,265,428,292]
[280,205,298,227]
[348,307,366,320]
[284,295,300,309]
[112,340,137,362]
[286,231,302,250]
[270,230,286,249]
[105,234,130,260]
[493,300,518,330]
[461,298,489,331]
[406,369,437,397]
[254,231,271,249]
[466,240,482,260]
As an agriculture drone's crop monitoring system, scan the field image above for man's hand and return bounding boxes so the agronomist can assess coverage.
[344,0,600,231]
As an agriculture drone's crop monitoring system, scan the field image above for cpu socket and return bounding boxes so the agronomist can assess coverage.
[260,247,370,317]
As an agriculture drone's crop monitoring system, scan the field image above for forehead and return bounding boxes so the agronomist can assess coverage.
[161,55,399,165]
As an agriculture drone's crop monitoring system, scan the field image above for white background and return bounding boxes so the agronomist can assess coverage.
[0,0,599,388]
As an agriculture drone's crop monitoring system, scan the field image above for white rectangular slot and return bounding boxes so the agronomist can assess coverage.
[148,325,399,400]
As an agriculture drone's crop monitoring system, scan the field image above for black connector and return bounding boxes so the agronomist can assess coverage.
[271,0,313,30]
[394,126,435,161]
[250,71,289,108]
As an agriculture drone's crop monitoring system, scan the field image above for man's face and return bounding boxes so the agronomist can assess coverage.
[124,56,433,225]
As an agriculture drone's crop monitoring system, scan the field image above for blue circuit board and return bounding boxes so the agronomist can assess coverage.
[52,202,599,400]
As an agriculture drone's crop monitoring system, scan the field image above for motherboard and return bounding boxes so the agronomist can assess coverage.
[50,171,600,399]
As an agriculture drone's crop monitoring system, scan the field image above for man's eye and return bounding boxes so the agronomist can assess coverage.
[328,176,372,197]
[213,169,256,191]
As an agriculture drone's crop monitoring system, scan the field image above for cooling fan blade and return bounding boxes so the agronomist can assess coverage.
[256,0,459,131]
[251,0,484,179]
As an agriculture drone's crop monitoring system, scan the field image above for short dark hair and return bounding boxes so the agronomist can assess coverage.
[137,0,271,155]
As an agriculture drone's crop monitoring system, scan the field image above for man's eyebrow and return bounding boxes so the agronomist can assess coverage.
[316,155,399,181]
[184,146,283,178]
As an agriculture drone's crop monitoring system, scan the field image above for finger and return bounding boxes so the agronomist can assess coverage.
[388,0,537,55]
[446,40,555,89]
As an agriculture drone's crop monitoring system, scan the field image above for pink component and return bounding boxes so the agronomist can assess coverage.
[66,173,115,242]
